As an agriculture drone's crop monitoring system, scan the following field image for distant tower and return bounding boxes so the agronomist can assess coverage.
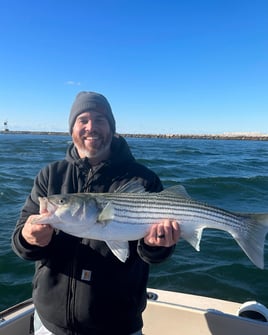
[3,120,9,132]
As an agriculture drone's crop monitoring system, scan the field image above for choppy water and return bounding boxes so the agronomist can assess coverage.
[1,134,268,311]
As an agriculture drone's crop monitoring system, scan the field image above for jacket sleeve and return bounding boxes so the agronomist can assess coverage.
[137,239,176,264]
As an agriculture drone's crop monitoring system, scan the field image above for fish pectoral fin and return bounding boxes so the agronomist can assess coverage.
[182,227,204,251]
[105,240,129,262]
[97,202,115,222]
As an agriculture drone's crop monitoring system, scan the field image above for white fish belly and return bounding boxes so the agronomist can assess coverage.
[87,220,151,241]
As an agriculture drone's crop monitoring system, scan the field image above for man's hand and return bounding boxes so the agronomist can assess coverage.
[144,219,180,247]
[22,213,54,247]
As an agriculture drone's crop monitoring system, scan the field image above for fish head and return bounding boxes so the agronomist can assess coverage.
[38,193,100,228]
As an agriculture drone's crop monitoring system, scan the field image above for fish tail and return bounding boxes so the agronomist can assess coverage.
[234,213,268,269]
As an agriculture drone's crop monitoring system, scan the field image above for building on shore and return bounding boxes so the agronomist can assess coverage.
[3,121,9,132]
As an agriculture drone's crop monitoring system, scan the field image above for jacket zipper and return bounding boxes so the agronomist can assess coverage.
[67,241,79,334]
[82,162,108,192]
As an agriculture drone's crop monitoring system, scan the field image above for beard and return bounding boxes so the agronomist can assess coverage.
[73,130,113,163]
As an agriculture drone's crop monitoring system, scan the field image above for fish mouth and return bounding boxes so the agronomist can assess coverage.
[38,197,57,214]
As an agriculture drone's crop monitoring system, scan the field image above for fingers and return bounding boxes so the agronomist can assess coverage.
[144,219,180,247]
[158,219,180,246]
[22,215,54,247]
[170,220,180,243]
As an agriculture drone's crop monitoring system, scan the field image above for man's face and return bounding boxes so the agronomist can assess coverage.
[72,111,113,164]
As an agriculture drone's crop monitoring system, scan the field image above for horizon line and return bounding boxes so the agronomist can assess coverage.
[1,130,268,141]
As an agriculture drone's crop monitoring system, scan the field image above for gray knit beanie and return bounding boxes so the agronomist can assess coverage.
[69,91,116,134]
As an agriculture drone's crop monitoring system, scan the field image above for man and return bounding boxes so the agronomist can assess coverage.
[12,91,180,335]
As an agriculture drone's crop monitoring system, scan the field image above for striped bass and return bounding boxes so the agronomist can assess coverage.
[34,182,268,268]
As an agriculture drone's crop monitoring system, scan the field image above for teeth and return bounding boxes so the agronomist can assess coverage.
[85,136,99,140]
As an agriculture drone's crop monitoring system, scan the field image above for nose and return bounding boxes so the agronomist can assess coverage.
[85,119,95,131]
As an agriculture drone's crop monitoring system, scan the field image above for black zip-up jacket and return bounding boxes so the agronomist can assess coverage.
[12,135,175,335]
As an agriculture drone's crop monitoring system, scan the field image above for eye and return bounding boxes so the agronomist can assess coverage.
[81,118,89,124]
[95,116,107,124]
[58,197,67,205]
[77,117,88,125]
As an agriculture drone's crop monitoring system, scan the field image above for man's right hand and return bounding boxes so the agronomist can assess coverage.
[22,214,54,247]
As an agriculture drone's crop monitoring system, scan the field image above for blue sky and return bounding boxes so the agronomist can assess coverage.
[0,0,267,134]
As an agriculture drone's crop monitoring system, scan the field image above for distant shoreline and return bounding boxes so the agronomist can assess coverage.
[1,130,268,141]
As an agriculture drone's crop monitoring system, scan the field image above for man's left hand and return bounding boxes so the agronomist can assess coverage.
[144,219,180,247]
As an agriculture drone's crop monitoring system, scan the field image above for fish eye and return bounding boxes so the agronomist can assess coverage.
[58,197,67,205]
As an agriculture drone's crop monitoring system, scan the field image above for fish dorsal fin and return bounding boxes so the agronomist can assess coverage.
[115,180,146,193]
[98,202,115,222]
[161,185,191,199]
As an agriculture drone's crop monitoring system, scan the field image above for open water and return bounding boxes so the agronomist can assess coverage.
[1,133,268,311]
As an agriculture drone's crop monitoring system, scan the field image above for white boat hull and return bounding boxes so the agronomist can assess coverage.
[1,289,268,335]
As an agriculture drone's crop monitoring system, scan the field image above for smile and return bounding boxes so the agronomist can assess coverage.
[84,136,101,141]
